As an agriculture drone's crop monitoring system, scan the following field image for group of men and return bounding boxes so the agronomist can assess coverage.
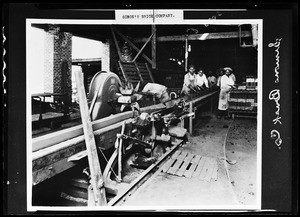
[180,64,236,118]
[181,64,214,96]
[121,64,236,119]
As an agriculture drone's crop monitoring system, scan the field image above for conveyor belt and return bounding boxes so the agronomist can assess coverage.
[32,90,219,186]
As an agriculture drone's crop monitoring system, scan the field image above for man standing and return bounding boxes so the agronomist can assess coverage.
[181,64,198,96]
[217,67,235,119]
[195,68,209,90]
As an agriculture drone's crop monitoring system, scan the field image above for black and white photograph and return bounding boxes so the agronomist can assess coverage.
[3,3,298,214]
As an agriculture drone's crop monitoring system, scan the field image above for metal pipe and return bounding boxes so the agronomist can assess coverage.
[189,102,193,135]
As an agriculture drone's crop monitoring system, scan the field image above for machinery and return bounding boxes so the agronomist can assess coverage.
[32,70,218,206]
[85,71,194,183]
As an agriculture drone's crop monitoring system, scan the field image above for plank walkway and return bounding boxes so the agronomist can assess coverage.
[161,150,219,182]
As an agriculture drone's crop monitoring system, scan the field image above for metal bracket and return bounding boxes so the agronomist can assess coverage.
[192,107,197,119]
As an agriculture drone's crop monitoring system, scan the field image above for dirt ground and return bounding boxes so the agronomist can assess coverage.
[225,117,258,206]
[121,111,258,208]
[189,112,258,206]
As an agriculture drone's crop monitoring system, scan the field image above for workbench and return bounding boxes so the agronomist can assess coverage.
[32,92,68,129]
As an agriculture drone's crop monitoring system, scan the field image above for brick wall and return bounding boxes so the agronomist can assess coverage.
[44,27,72,106]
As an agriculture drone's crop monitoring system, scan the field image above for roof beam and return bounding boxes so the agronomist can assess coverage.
[133,30,252,43]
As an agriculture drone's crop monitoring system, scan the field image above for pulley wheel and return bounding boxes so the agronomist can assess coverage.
[88,71,121,121]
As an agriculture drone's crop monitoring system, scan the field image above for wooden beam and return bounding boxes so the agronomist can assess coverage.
[32,122,124,185]
[110,26,122,60]
[32,103,165,152]
[74,68,107,205]
[185,36,188,71]
[118,121,126,181]
[151,25,156,69]
[112,26,153,65]
[131,29,156,62]
[133,30,252,43]
[134,62,144,82]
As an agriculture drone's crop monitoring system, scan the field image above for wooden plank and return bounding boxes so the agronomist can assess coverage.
[125,71,138,76]
[70,178,89,189]
[192,156,207,178]
[61,192,88,205]
[203,158,217,182]
[74,68,107,205]
[118,121,126,181]
[160,149,182,172]
[64,187,88,200]
[32,138,85,171]
[199,157,213,180]
[32,110,132,152]
[160,158,176,173]
[183,155,201,178]
[175,153,194,177]
[167,151,188,175]
[33,157,77,185]
[32,121,124,171]
[171,149,182,159]
[133,31,252,42]
[32,102,165,152]
[122,63,137,68]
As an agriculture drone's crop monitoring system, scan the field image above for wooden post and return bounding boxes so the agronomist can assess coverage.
[74,68,107,206]
[185,36,188,71]
[151,25,156,69]
[118,121,126,181]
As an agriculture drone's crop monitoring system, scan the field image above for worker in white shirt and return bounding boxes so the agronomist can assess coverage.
[132,81,172,108]
[195,68,209,90]
[141,82,170,103]
[181,64,198,96]
[217,67,236,119]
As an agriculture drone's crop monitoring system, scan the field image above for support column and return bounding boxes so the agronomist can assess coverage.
[44,26,72,108]
[102,41,110,72]
[185,37,188,71]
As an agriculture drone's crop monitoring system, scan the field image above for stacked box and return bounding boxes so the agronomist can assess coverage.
[228,89,257,113]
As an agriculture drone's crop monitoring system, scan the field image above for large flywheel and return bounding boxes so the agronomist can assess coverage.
[88,71,121,121]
